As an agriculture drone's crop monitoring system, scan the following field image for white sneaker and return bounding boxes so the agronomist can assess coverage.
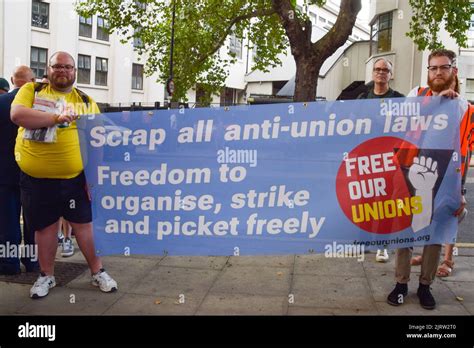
[57,231,64,243]
[61,238,75,257]
[376,249,389,262]
[30,273,56,299]
[91,269,118,293]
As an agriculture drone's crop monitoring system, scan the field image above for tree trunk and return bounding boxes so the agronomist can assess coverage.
[293,56,322,102]
[273,0,361,103]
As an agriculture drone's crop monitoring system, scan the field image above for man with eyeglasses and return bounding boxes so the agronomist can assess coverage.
[10,51,118,298]
[357,57,404,263]
[387,49,473,310]
[357,57,404,100]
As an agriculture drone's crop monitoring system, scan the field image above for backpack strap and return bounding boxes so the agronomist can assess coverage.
[74,87,90,107]
[34,82,91,108]
[34,82,48,93]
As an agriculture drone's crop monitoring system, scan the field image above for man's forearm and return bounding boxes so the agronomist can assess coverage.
[11,105,57,128]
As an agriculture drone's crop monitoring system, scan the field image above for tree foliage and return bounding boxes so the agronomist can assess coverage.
[407,0,474,50]
[75,0,474,102]
[76,0,293,101]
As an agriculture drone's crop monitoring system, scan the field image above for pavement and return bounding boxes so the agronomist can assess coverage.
[1,245,473,315]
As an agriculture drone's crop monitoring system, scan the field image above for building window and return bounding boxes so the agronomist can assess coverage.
[468,4,474,48]
[97,17,109,41]
[466,79,474,98]
[229,32,242,59]
[132,64,144,90]
[318,16,326,24]
[30,47,48,79]
[78,55,91,84]
[31,0,49,29]
[79,16,93,38]
[252,44,258,60]
[95,57,108,86]
[370,12,392,55]
[220,87,236,106]
[133,28,143,48]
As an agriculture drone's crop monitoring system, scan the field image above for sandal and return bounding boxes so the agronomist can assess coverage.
[410,255,422,266]
[436,260,454,277]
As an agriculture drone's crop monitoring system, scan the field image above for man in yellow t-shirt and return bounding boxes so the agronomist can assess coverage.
[11,51,117,299]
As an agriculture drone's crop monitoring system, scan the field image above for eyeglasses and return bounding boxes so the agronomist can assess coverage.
[373,68,391,74]
[427,64,452,73]
[50,64,75,71]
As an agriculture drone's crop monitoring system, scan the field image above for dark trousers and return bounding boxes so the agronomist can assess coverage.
[0,185,37,272]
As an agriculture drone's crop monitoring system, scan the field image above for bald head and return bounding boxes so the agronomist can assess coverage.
[11,65,35,88]
[49,51,75,66]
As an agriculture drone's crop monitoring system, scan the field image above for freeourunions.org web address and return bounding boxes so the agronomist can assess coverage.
[353,234,430,247]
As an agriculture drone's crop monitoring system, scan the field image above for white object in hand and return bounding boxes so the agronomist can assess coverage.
[409,156,438,232]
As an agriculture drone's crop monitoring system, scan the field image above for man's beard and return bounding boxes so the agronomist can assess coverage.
[428,74,454,93]
[52,76,74,89]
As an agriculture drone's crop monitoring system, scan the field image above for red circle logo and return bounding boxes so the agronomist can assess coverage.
[336,137,418,234]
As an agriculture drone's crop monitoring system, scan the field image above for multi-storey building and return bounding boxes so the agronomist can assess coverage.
[0,0,370,107]
[1,1,471,106]
[364,0,474,101]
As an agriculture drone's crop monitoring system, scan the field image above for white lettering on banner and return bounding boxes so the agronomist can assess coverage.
[97,165,211,186]
[230,186,310,209]
[246,212,325,238]
[101,192,215,215]
[383,113,448,133]
[90,126,166,150]
[345,152,396,177]
[224,114,372,140]
[156,216,240,240]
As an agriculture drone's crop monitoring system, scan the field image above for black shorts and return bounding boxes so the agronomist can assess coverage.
[20,171,92,232]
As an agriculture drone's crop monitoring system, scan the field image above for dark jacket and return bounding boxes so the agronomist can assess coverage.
[357,84,404,99]
[0,88,20,185]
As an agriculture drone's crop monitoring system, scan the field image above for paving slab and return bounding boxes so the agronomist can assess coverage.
[0,283,32,314]
[128,266,220,299]
[196,292,286,315]
[65,256,159,292]
[227,255,294,268]
[287,305,379,315]
[290,274,376,310]
[104,293,198,315]
[209,265,291,296]
[294,254,365,277]
[16,287,123,315]
[159,256,229,270]
[444,281,474,314]
[375,299,470,315]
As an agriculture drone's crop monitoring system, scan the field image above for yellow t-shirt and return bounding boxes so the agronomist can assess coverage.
[13,82,100,179]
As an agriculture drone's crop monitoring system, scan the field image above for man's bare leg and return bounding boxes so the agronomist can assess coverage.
[69,222,102,274]
[36,220,61,276]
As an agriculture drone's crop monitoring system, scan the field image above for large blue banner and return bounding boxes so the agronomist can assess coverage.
[78,97,463,256]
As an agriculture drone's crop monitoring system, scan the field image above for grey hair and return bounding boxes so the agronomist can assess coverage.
[373,57,393,73]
